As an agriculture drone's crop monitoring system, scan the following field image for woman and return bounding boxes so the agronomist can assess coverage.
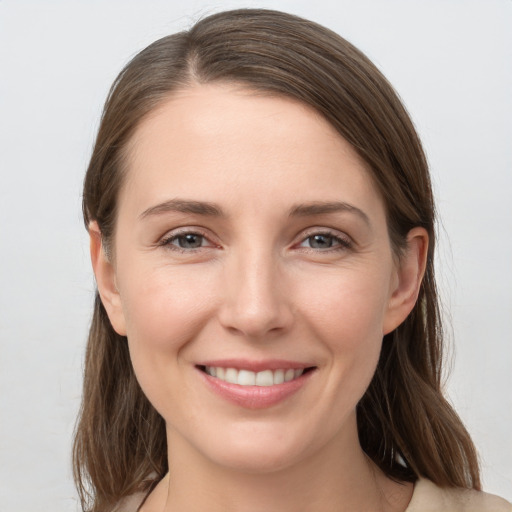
[73,8,511,512]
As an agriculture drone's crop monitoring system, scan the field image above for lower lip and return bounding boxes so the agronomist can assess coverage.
[198,369,314,409]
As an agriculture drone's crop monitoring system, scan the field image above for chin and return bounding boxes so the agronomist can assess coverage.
[193,421,323,475]
[210,445,304,475]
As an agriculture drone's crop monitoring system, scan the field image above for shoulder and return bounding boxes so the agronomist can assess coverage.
[111,491,147,512]
[406,478,512,512]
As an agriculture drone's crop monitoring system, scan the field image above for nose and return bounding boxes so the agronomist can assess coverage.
[218,249,294,339]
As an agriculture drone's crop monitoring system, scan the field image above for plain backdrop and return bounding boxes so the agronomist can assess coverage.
[0,1,511,510]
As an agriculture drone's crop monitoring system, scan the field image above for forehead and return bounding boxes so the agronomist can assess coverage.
[119,84,384,220]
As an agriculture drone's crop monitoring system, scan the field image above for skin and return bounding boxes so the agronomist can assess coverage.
[90,83,428,512]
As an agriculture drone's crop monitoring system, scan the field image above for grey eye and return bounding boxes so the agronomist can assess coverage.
[306,234,336,249]
[173,234,205,249]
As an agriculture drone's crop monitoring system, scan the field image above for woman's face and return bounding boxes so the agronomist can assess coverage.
[95,84,423,473]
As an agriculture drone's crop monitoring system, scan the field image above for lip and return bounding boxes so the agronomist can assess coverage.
[197,358,311,372]
[196,360,316,409]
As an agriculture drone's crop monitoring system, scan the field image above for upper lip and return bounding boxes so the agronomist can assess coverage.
[196,359,315,372]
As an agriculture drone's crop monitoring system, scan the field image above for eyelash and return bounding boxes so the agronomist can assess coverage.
[296,230,353,252]
[159,229,214,253]
[158,228,353,254]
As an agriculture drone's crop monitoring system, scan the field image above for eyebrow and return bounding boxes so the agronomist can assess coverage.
[288,201,371,226]
[139,199,225,219]
[139,198,370,226]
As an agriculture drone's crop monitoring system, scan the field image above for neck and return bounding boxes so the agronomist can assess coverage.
[143,415,412,512]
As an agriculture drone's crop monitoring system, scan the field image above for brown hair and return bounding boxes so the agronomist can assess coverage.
[74,8,480,511]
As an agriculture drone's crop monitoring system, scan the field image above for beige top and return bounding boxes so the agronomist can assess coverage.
[114,478,512,512]
[406,479,511,511]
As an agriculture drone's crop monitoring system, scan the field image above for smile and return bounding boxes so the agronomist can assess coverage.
[203,367,306,386]
[197,363,316,408]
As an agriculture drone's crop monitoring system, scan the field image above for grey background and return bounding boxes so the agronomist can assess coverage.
[1,0,511,510]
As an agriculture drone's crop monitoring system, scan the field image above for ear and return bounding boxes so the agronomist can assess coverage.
[89,221,127,336]
[383,227,429,335]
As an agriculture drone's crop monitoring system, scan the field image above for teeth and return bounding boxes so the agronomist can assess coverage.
[238,370,256,386]
[225,368,238,384]
[274,369,284,384]
[255,369,273,386]
[204,366,305,386]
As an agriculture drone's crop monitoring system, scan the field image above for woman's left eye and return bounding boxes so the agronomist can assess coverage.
[298,233,351,251]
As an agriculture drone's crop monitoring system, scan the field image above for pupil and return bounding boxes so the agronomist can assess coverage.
[310,234,332,248]
[179,234,202,248]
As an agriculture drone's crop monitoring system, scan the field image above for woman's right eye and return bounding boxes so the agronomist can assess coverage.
[160,232,213,251]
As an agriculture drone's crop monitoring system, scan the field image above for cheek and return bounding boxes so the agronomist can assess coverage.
[297,266,390,397]
[117,266,221,420]
[117,264,217,386]
[298,265,391,346]
[120,264,213,340]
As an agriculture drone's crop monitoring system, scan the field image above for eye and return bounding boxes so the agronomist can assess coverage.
[173,233,206,249]
[298,231,352,251]
[160,231,214,251]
